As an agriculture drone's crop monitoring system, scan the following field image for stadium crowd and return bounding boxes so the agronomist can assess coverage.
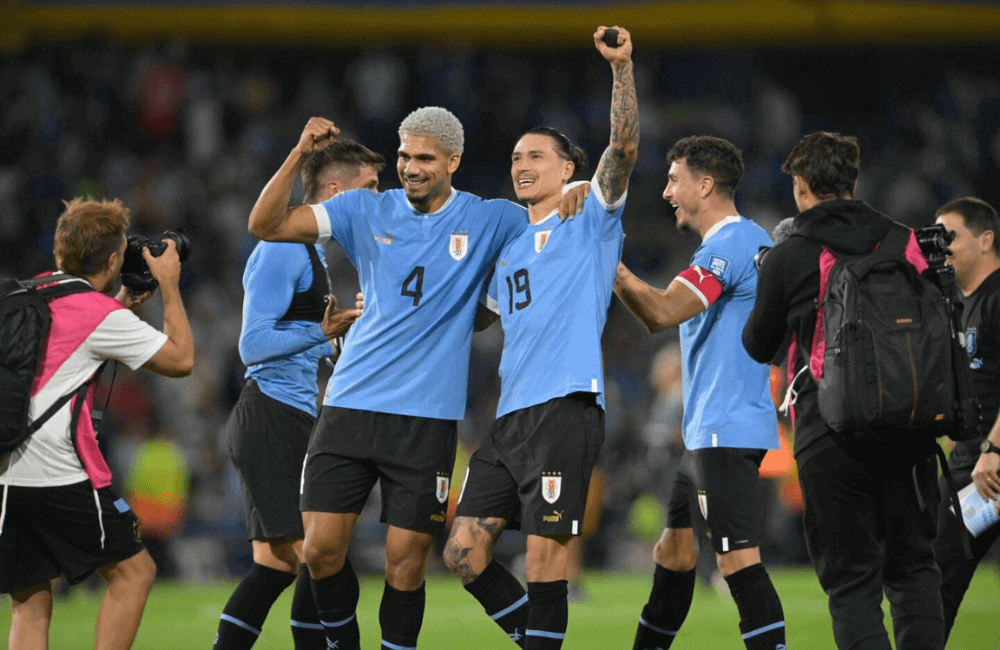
[1,37,999,587]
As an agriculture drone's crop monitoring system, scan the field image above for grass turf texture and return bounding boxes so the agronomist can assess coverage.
[3,565,996,648]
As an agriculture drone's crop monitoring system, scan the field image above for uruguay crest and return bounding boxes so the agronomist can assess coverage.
[436,474,450,504]
[534,230,552,253]
[541,472,562,504]
[449,231,469,260]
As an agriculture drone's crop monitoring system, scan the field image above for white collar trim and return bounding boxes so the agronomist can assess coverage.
[407,186,457,214]
[703,215,742,242]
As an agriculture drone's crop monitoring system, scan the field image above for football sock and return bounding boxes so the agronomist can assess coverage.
[310,559,361,650]
[632,565,696,650]
[379,581,425,650]
[464,559,529,647]
[524,580,568,650]
[214,563,297,649]
[290,564,325,649]
[725,563,786,650]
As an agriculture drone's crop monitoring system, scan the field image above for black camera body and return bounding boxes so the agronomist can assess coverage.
[120,229,191,292]
[915,223,954,269]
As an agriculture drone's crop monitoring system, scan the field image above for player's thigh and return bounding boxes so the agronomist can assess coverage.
[229,382,316,539]
[454,424,521,529]
[376,413,458,535]
[301,406,380,514]
[691,447,767,555]
[508,394,606,538]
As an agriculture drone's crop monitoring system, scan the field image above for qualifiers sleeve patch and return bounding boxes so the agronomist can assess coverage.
[675,265,724,308]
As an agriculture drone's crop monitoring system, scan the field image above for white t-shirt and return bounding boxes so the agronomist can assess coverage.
[1,300,167,487]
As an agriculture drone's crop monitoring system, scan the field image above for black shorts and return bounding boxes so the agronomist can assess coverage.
[227,379,315,540]
[456,393,605,536]
[666,447,767,554]
[300,406,457,534]
[0,481,145,594]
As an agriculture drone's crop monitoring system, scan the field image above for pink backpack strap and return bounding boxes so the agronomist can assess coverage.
[786,333,799,426]
[904,230,930,273]
[810,248,837,380]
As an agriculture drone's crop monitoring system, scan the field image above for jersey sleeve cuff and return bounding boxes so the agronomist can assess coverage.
[310,204,332,244]
[588,174,627,212]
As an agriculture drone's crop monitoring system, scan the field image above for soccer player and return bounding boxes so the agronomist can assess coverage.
[932,197,1000,640]
[443,25,637,650]
[213,140,378,650]
[742,132,942,649]
[1,198,194,650]
[615,136,787,650]
[247,110,586,650]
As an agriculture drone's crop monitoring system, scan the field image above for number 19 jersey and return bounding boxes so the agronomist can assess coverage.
[311,188,527,420]
[487,181,626,418]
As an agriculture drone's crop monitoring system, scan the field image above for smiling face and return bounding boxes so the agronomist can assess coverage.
[663,158,704,233]
[397,133,460,213]
[510,133,574,206]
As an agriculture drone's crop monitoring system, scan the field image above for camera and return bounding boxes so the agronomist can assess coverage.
[915,223,955,268]
[120,229,191,292]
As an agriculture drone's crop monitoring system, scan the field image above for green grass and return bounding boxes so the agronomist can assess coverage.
[3,565,998,649]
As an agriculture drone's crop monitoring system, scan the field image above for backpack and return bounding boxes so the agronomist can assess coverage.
[0,273,100,454]
[808,224,971,441]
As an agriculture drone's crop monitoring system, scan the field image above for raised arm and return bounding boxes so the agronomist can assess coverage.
[614,262,708,333]
[593,26,639,206]
[248,117,340,243]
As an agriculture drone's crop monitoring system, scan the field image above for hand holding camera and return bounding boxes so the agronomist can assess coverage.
[120,229,191,292]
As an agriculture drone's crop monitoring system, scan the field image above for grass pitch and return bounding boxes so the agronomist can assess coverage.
[2,565,997,648]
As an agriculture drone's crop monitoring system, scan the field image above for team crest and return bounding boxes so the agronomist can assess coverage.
[436,473,450,504]
[697,492,708,520]
[534,230,553,253]
[708,255,730,279]
[449,231,470,260]
[541,472,562,504]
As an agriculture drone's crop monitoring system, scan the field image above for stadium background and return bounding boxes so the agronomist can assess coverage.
[1,0,998,647]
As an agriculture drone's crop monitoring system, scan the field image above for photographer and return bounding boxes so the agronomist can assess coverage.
[0,198,193,650]
[931,197,1000,641]
[741,132,946,649]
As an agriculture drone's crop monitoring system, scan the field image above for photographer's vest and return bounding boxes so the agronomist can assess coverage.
[279,245,331,323]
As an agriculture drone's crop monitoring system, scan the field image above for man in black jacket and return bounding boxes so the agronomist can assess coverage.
[742,132,945,650]
[932,197,1000,640]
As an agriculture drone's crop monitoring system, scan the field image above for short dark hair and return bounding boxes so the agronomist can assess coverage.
[54,198,130,277]
[936,196,1000,256]
[782,131,860,199]
[301,140,385,203]
[666,136,743,198]
[522,126,589,181]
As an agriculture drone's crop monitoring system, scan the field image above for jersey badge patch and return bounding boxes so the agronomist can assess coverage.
[436,473,450,503]
[697,491,708,520]
[449,231,469,260]
[534,230,553,253]
[708,255,730,279]
[541,472,562,504]
[374,233,395,245]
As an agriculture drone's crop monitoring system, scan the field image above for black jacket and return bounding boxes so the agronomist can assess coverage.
[741,199,896,463]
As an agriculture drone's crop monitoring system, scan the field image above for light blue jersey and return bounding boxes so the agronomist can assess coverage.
[487,182,625,418]
[311,188,527,420]
[240,242,334,417]
[678,217,777,451]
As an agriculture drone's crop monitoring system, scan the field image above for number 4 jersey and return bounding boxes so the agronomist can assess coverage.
[311,188,527,420]
[487,180,626,418]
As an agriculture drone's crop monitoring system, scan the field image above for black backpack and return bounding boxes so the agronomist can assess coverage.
[0,273,101,454]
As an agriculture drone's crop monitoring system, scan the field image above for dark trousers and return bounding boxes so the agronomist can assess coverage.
[798,439,945,650]
[933,463,1000,641]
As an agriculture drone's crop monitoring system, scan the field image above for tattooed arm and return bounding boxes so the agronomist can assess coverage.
[593,25,639,207]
